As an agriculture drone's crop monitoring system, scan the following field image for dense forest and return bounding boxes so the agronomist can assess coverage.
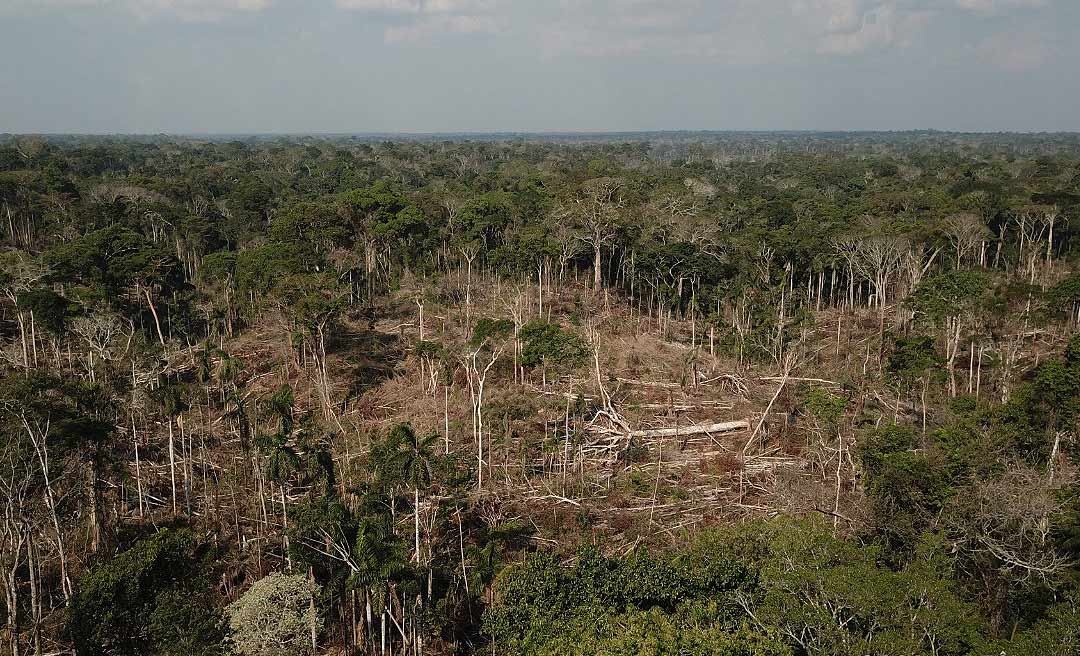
[2,131,1080,655]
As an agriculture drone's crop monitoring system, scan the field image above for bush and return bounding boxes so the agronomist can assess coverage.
[484,538,758,655]
[67,528,224,656]
[517,320,586,369]
[471,317,514,346]
[227,572,321,656]
[486,519,990,656]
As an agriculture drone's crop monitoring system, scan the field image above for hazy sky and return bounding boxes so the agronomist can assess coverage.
[1,0,1077,133]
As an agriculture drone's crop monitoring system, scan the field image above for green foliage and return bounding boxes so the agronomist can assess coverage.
[1046,272,1080,313]
[471,317,514,347]
[860,425,952,554]
[804,387,848,427]
[226,572,320,656]
[368,422,438,492]
[198,250,236,285]
[485,535,761,654]
[929,420,999,483]
[0,371,116,464]
[234,242,313,296]
[338,181,434,266]
[908,270,989,324]
[45,224,185,303]
[414,339,444,360]
[272,272,348,333]
[887,334,940,389]
[517,320,587,369]
[67,528,224,656]
[147,589,226,656]
[17,286,77,335]
[487,519,996,656]
[254,384,334,492]
[1002,589,1080,656]
[747,521,986,656]
[992,335,1080,464]
[458,192,514,249]
[269,201,349,253]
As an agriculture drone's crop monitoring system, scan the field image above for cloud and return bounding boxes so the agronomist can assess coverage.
[7,0,273,21]
[334,0,495,13]
[385,12,499,42]
[524,1,787,62]
[334,0,422,11]
[133,0,272,20]
[970,29,1053,71]
[337,0,501,42]
[794,1,936,56]
[38,0,1043,56]
[792,0,1053,56]
[955,0,1047,12]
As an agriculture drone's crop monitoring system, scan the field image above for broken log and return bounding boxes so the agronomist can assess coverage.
[616,377,681,389]
[629,419,749,439]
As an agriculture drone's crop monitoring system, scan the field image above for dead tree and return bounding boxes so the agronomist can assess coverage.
[567,177,623,293]
[834,229,908,311]
[462,344,502,490]
[942,213,991,270]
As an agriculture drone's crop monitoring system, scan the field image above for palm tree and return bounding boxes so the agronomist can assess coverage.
[350,514,408,656]
[256,386,300,567]
[374,424,437,656]
[398,426,437,565]
[152,381,189,516]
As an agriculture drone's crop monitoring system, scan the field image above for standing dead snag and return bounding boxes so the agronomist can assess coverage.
[834,227,908,310]
[461,343,502,490]
[414,295,424,341]
[459,244,479,321]
[564,177,623,294]
[942,213,991,270]
[501,285,528,384]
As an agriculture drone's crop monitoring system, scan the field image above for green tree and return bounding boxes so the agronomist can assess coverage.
[907,270,989,396]
[67,528,224,656]
[517,320,587,380]
[227,572,320,656]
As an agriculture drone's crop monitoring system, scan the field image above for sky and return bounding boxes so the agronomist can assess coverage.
[0,0,1077,134]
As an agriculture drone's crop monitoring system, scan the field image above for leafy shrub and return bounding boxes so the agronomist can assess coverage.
[517,320,586,369]
[471,317,514,346]
[226,572,321,656]
[486,519,992,656]
[67,528,224,656]
[485,538,757,654]
[860,425,951,554]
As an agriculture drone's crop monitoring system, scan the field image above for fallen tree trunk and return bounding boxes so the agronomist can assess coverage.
[616,377,681,389]
[629,419,749,439]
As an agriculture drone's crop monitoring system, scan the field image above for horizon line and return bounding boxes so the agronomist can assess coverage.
[5,128,1080,139]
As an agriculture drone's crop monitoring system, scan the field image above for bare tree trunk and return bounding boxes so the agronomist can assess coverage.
[26,536,40,656]
[143,287,166,346]
[23,420,72,601]
[168,417,178,515]
[15,311,28,368]
[834,430,843,528]
[947,319,961,397]
[88,463,101,551]
[592,245,602,292]
[5,545,20,656]
[133,413,144,517]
